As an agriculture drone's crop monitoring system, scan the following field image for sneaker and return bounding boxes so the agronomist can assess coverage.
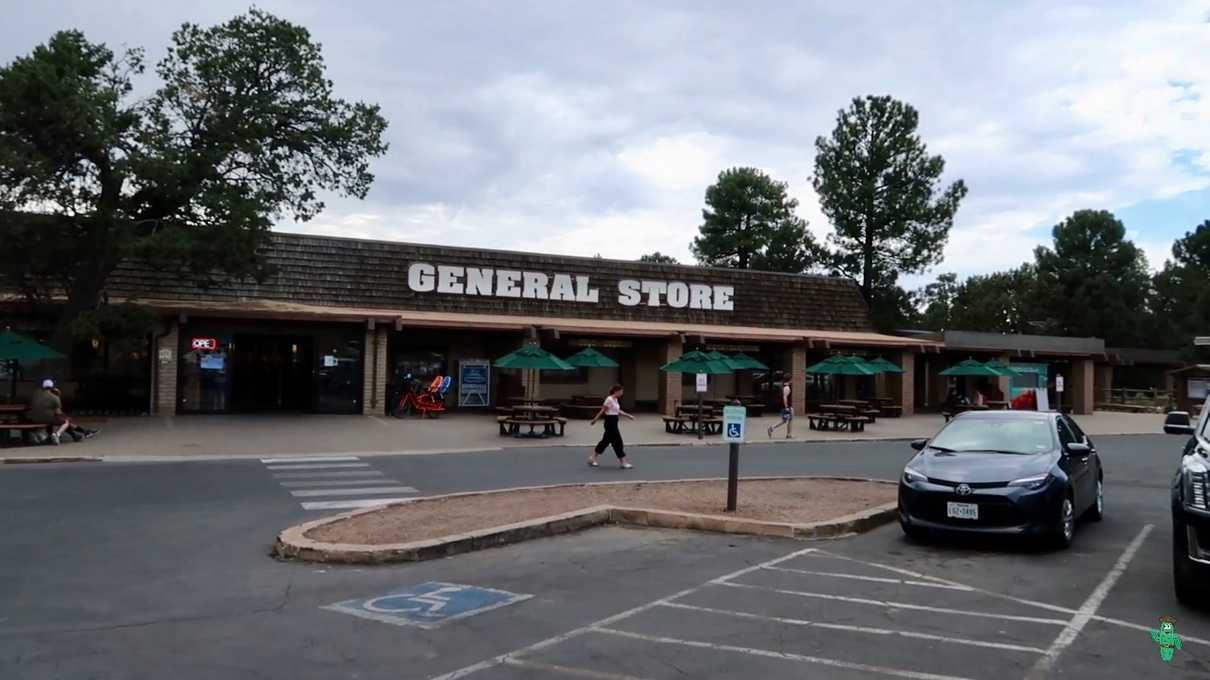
[587,459,599,467]
[767,426,773,439]
[50,433,60,446]
[83,429,99,440]
[621,462,633,470]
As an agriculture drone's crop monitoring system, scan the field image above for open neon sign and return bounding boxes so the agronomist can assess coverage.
[190,337,218,351]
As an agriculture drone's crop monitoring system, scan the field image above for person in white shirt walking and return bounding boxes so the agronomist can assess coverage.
[768,379,794,439]
[589,384,636,469]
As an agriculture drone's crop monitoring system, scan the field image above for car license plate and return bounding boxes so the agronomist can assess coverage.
[946,502,978,520]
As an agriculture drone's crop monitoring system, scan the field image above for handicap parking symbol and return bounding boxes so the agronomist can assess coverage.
[323,581,532,629]
[726,423,742,438]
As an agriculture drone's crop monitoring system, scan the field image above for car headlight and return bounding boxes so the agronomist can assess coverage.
[1008,474,1052,490]
[903,468,927,484]
[1185,458,1209,510]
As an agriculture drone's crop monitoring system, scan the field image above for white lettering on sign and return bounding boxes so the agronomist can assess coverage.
[404,262,734,310]
[190,337,217,351]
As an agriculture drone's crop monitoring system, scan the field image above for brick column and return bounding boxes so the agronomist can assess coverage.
[152,322,178,416]
[361,326,388,415]
[896,349,916,416]
[784,344,807,415]
[1071,358,1095,415]
[1094,364,1113,406]
[657,336,683,415]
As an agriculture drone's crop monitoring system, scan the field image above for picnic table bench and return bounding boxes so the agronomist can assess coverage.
[807,413,872,432]
[879,404,903,418]
[1,422,49,447]
[662,415,722,435]
[497,415,567,438]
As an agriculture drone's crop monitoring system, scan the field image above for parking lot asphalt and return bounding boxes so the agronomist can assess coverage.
[2,434,1208,679]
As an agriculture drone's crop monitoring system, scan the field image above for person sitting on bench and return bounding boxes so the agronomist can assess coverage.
[29,379,96,445]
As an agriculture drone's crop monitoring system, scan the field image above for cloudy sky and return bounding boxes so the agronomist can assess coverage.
[4,1,1210,286]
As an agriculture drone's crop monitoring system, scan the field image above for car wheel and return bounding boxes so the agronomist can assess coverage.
[1174,519,1202,604]
[1086,478,1104,522]
[900,521,928,542]
[1053,495,1075,549]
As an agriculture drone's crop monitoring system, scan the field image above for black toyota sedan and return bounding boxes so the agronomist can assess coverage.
[898,411,1103,548]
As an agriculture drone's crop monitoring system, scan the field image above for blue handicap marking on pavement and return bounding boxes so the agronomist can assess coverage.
[323,581,532,629]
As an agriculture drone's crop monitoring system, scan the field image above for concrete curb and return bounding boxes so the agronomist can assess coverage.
[271,476,900,565]
[0,456,102,465]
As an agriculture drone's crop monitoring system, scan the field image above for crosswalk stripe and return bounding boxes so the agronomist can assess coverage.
[260,455,361,464]
[290,486,418,498]
[265,462,371,471]
[279,478,401,488]
[300,498,414,511]
[273,470,384,479]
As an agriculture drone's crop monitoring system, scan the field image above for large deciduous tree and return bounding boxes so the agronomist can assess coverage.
[1033,210,1151,346]
[0,10,389,346]
[812,95,967,303]
[691,167,821,273]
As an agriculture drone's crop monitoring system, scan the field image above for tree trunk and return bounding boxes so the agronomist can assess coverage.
[861,223,875,301]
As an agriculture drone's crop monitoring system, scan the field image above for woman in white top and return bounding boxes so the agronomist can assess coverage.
[589,384,636,469]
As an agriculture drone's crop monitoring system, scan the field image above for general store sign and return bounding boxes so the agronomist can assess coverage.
[406,263,735,311]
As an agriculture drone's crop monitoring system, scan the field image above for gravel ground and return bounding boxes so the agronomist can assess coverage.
[306,478,895,545]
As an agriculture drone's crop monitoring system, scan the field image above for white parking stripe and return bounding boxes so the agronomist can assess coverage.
[423,547,822,680]
[593,628,976,680]
[259,456,361,464]
[762,565,975,591]
[1024,524,1153,679]
[272,470,384,479]
[265,462,371,470]
[718,581,1068,626]
[280,478,401,488]
[502,658,652,680]
[290,486,418,498]
[300,498,414,511]
[658,602,1046,654]
[813,546,1210,650]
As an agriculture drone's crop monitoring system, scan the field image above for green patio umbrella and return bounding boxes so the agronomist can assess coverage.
[0,330,65,402]
[981,360,1019,377]
[940,359,1004,377]
[563,346,620,369]
[728,353,769,371]
[805,355,882,376]
[660,350,737,439]
[866,356,905,374]
[494,345,575,402]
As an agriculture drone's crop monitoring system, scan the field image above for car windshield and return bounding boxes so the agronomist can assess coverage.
[928,418,1055,455]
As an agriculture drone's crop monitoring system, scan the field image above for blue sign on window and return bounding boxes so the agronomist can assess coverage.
[323,581,531,629]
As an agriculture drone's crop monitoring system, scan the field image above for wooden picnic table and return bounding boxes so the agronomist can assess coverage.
[838,399,870,407]
[497,414,567,438]
[676,404,718,418]
[663,414,723,435]
[511,404,559,416]
[879,403,903,418]
[807,412,870,432]
[819,403,857,414]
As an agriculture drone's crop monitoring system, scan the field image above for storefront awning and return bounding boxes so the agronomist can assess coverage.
[129,298,938,350]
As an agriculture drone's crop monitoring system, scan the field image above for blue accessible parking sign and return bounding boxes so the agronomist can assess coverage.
[323,581,532,629]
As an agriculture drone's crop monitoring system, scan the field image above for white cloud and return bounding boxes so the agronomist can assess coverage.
[4,1,1210,281]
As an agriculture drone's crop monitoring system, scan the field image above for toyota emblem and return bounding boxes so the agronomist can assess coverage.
[955,483,973,497]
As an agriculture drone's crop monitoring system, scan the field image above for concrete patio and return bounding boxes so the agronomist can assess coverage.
[1,410,1169,461]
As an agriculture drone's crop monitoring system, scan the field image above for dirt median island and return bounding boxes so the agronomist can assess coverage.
[305,478,896,546]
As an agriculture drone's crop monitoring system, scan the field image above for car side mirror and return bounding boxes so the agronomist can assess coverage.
[1164,411,1196,436]
[910,439,928,451]
[1065,442,1091,456]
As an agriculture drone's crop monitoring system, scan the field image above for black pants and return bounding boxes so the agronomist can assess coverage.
[595,415,626,459]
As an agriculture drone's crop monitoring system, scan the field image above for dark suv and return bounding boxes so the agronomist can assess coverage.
[1165,407,1210,603]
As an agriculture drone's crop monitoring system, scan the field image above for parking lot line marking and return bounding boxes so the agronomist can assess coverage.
[502,658,652,680]
[812,547,1210,650]
[658,602,1046,654]
[290,486,418,498]
[265,462,371,470]
[1024,523,1153,680]
[300,497,414,510]
[593,628,977,680]
[424,547,821,680]
[260,456,361,464]
[718,581,1068,626]
[280,478,402,488]
[762,565,975,591]
[272,470,384,479]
